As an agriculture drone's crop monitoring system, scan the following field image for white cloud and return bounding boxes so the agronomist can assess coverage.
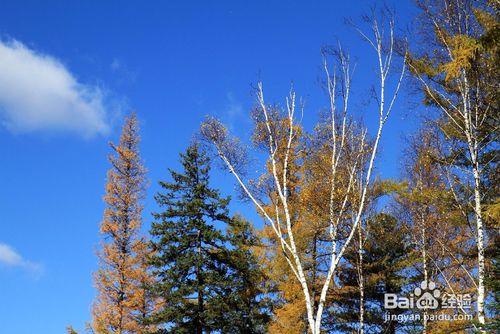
[225,92,243,118]
[0,243,41,274]
[0,39,111,137]
[0,243,23,265]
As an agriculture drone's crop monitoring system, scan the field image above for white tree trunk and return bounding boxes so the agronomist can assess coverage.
[473,163,486,328]
[463,74,486,331]
[357,222,365,334]
[408,56,488,331]
[421,215,428,334]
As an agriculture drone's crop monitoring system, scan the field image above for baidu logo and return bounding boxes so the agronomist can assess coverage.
[414,280,440,309]
[383,280,473,323]
[384,280,441,310]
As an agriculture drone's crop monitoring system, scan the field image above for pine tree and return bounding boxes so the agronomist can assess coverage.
[485,251,500,332]
[327,213,411,334]
[148,144,269,333]
[218,215,272,333]
[92,113,155,334]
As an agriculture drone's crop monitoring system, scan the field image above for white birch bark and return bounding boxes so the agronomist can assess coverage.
[420,213,428,334]
[408,28,488,330]
[202,15,405,333]
[357,222,365,334]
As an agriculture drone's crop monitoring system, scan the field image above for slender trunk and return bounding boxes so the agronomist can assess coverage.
[118,289,124,334]
[312,234,319,312]
[196,229,203,334]
[357,222,365,334]
[461,72,486,331]
[473,164,486,330]
[421,215,428,334]
[296,255,316,334]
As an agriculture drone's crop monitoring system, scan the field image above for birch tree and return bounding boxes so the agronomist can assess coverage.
[252,114,309,334]
[201,14,405,333]
[407,1,499,329]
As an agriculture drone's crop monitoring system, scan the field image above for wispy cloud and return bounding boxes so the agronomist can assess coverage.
[0,39,112,137]
[0,243,42,275]
[110,57,137,85]
[224,92,245,130]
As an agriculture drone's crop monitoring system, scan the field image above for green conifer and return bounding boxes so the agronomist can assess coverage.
[148,144,269,333]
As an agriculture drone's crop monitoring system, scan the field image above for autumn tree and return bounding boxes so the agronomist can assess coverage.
[66,326,78,334]
[232,104,371,333]
[91,113,155,334]
[395,127,478,332]
[147,144,270,333]
[201,12,405,332]
[407,1,499,329]
[247,106,310,334]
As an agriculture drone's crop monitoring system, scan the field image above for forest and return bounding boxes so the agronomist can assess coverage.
[65,1,498,333]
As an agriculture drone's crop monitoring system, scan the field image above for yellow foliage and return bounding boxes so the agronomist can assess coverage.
[91,114,157,334]
[441,34,481,80]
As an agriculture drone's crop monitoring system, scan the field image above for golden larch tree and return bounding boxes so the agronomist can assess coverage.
[91,113,155,334]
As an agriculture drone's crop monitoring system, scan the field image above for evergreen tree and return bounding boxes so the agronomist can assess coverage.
[328,213,411,334]
[485,251,500,332]
[148,144,269,333]
[218,215,272,333]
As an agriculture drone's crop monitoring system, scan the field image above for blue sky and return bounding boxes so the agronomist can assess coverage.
[0,1,421,333]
